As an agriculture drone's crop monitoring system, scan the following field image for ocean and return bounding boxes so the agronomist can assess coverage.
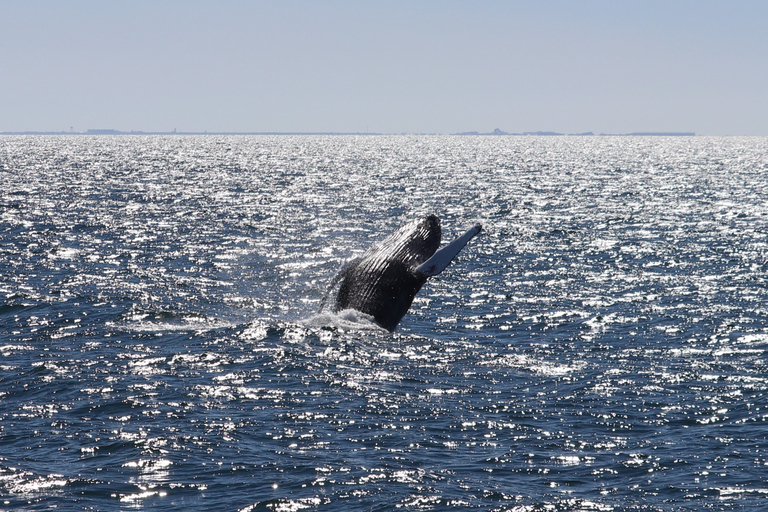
[1,134,767,511]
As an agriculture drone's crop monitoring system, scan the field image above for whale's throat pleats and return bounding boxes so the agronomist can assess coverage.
[337,256,427,331]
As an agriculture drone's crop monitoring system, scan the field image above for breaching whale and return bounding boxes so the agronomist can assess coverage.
[319,215,482,331]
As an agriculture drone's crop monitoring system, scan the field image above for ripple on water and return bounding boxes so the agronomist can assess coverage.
[2,135,768,510]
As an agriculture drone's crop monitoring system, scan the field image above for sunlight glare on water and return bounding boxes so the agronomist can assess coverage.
[1,135,768,510]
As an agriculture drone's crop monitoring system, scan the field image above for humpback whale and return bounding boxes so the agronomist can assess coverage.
[320,215,482,331]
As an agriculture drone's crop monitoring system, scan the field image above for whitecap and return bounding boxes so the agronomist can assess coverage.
[301,309,385,332]
[119,312,233,333]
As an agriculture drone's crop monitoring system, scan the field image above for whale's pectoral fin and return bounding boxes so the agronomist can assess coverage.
[319,257,361,312]
[414,223,482,277]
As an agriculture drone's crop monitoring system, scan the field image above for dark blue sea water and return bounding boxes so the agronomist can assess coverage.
[2,135,768,511]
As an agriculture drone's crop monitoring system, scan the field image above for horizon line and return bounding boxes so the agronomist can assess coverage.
[0,129,701,137]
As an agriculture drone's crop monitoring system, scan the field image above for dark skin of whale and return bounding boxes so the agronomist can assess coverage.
[336,258,429,332]
[321,215,480,331]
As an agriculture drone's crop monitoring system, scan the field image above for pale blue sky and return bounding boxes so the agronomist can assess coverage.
[2,0,767,135]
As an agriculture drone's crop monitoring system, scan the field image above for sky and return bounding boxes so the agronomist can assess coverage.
[2,0,767,135]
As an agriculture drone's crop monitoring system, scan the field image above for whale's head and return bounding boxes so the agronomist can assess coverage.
[384,214,442,269]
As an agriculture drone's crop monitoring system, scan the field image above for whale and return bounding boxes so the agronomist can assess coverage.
[319,215,482,331]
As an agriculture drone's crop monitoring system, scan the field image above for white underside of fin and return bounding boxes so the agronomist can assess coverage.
[414,223,482,277]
